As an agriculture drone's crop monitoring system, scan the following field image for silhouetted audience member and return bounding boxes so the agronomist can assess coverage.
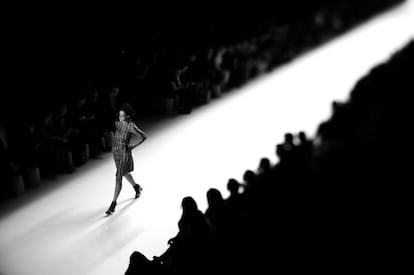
[52,103,79,160]
[155,196,213,273]
[38,108,62,175]
[8,119,42,170]
[225,178,243,213]
[0,123,16,199]
[295,131,313,176]
[242,169,258,197]
[170,65,193,114]
[257,157,272,186]
[205,188,232,236]
[125,251,166,275]
[86,88,106,139]
[103,85,122,128]
[204,188,236,270]
[74,91,101,157]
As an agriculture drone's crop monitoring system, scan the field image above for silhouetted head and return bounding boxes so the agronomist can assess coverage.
[126,251,152,274]
[119,103,136,122]
[43,109,53,124]
[227,178,240,195]
[181,196,198,214]
[284,133,294,145]
[53,102,68,117]
[258,158,271,173]
[57,103,67,117]
[207,188,224,208]
[243,170,256,185]
[130,251,150,265]
[332,101,341,112]
[189,54,196,62]
[26,120,36,133]
[298,131,309,145]
[75,91,87,108]
[276,144,285,158]
[89,89,99,102]
[111,85,120,96]
[207,48,214,59]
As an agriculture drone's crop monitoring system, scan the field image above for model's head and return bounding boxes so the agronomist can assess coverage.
[119,103,135,122]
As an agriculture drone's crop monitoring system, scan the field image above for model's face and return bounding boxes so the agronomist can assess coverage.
[119,110,127,122]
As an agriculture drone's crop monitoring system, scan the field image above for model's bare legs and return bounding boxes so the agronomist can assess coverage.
[112,173,123,202]
[124,173,139,188]
[106,173,122,214]
[124,172,142,198]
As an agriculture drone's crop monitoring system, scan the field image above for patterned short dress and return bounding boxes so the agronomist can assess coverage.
[112,121,135,177]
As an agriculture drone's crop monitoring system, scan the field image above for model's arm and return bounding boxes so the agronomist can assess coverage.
[129,123,147,149]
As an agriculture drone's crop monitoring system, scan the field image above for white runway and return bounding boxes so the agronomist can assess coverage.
[1,2,413,274]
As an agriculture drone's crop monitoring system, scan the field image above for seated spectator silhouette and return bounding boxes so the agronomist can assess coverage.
[105,85,122,125]
[38,108,63,176]
[75,91,100,158]
[295,131,313,176]
[226,178,243,213]
[283,133,295,156]
[125,251,166,275]
[205,188,232,237]
[242,169,258,196]
[0,125,14,199]
[85,88,106,152]
[280,133,301,176]
[270,143,292,185]
[8,119,42,171]
[241,169,261,216]
[155,196,212,273]
[205,188,236,270]
[68,92,94,165]
[171,65,192,114]
[257,157,272,186]
[297,132,312,156]
[53,102,83,168]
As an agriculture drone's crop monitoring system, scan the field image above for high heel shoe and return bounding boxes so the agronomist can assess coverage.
[105,201,117,215]
[133,184,143,199]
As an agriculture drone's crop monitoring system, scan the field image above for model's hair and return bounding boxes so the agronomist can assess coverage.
[120,102,136,120]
